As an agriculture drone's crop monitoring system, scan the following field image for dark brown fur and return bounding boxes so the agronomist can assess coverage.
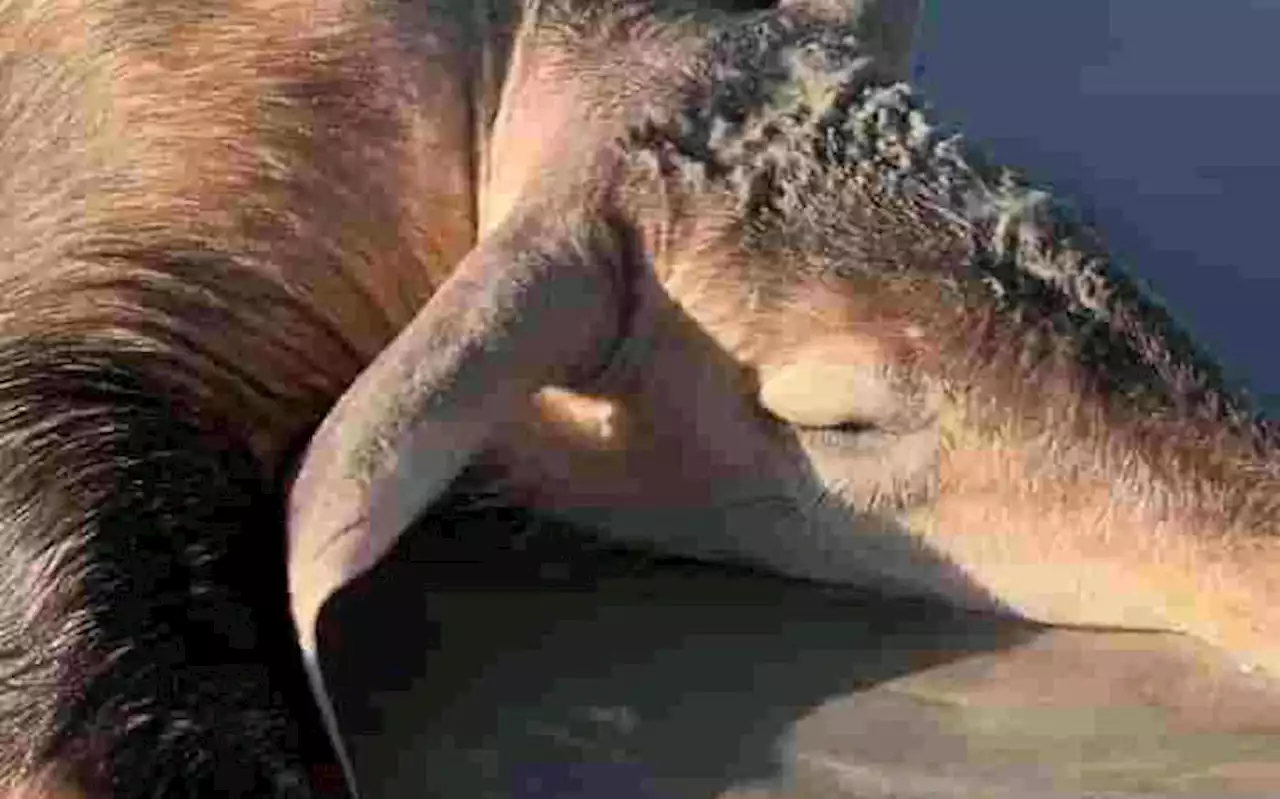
[0,0,472,793]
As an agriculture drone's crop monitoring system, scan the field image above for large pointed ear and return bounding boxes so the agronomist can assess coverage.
[780,0,923,81]
[285,212,627,796]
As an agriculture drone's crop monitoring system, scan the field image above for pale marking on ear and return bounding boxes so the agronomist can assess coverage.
[533,386,622,446]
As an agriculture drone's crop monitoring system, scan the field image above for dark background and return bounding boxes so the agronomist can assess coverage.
[915,0,1280,409]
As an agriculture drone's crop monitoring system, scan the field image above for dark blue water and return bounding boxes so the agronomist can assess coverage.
[916,1,1280,409]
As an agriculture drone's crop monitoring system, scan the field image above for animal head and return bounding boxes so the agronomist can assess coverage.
[454,5,1278,615]
[288,11,1280,758]
[588,12,1280,636]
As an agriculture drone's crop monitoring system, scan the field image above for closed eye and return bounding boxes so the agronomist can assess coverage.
[756,405,883,449]
[791,419,876,435]
[756,399,878,438]
[796,421,886,452]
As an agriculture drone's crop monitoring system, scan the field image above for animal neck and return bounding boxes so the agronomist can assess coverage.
[907,360,1280,673]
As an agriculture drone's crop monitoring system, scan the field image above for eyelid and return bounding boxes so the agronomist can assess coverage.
[757,360,899,428]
